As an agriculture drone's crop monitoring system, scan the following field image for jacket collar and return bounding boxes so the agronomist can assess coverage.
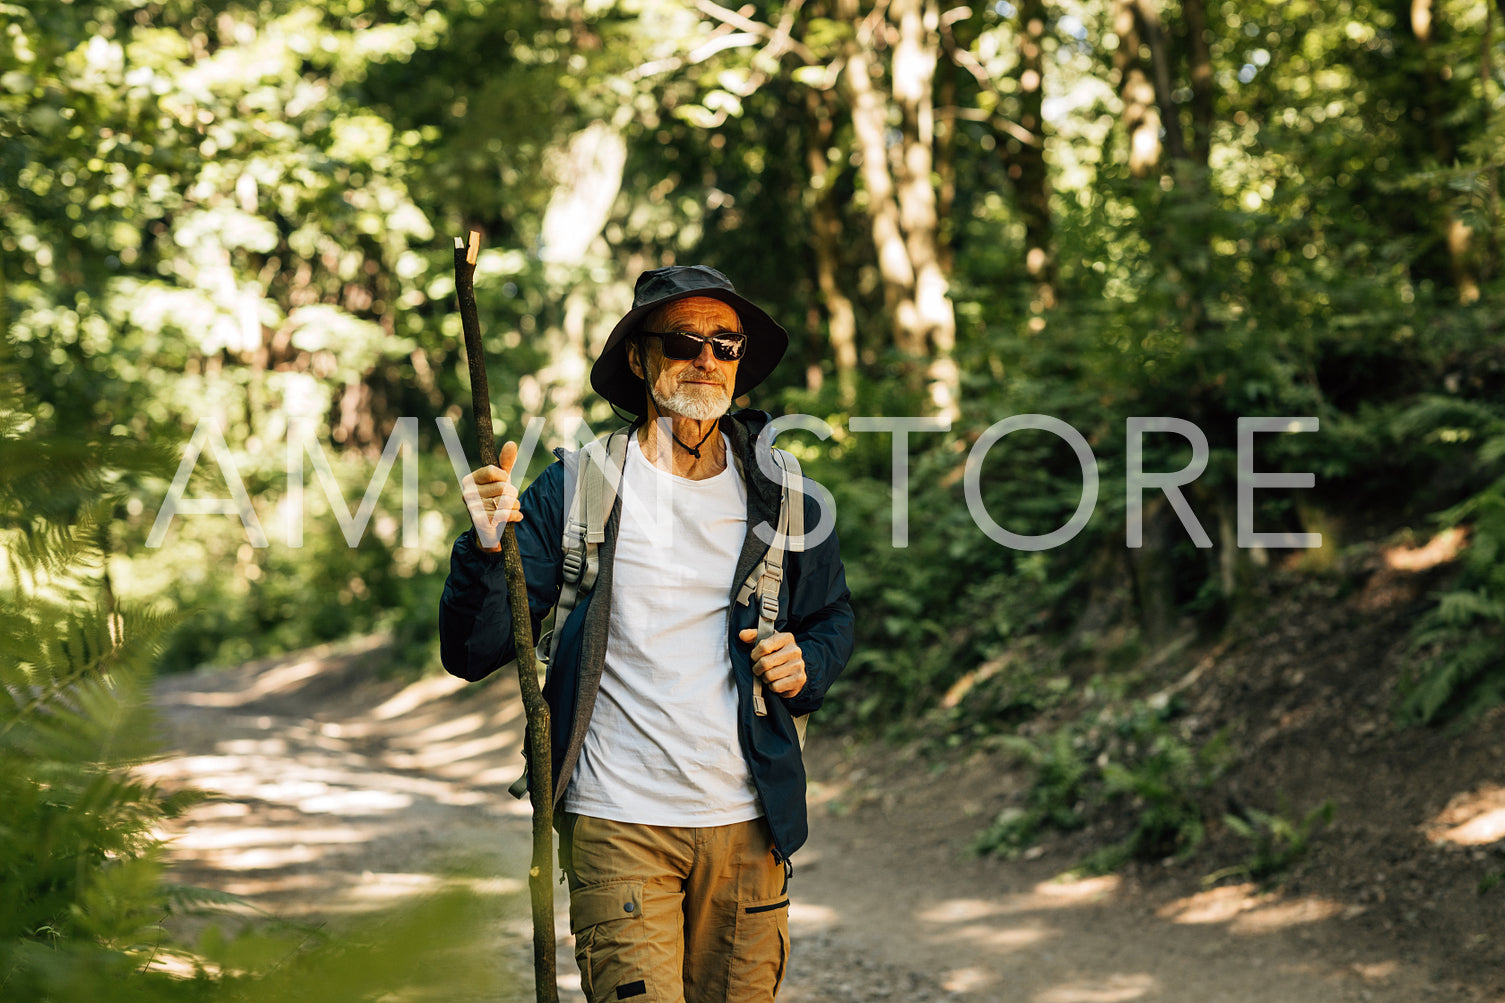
[722,410,783,526]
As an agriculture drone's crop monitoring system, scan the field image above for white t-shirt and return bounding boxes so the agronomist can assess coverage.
[562,433,761,826]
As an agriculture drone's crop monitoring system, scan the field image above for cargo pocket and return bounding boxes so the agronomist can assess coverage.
[731,893,789,999]
[570,879,650,1003]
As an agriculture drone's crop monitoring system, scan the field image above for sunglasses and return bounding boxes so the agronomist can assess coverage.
[640,329,747,362]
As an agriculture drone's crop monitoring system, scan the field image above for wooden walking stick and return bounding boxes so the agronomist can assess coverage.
[453,230,558,1003]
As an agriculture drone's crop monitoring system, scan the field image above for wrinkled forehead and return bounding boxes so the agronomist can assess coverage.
[644,295,743,333]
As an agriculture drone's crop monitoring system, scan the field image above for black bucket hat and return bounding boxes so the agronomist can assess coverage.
[590,265,789,414]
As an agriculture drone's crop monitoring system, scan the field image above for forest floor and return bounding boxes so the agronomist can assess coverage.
[146,548,1505,1002]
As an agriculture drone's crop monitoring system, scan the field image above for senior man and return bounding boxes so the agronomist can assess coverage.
[439,265,854,1002]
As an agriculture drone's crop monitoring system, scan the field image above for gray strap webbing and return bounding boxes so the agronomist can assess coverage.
[544,427,628,669]
[511,428,628,800]
[740,449,808,746]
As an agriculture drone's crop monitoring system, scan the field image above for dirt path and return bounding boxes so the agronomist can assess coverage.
[147,639,1480,1002]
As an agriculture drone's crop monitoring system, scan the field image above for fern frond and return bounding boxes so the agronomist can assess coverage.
[1434,590,1505,627]
[1479,435,1505,468]
[160,883,262,918]
[1388,395,1504,440]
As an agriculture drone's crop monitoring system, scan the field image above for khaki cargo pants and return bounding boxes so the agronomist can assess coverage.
[559,813,791,1003]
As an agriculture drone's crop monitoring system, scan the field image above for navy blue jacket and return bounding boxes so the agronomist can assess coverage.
[438,410,854,859]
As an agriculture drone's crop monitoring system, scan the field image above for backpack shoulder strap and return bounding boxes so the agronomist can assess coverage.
[543,425,630,667]
[775,449,805,550]
[512,426,630,799]
[736,446,810,746]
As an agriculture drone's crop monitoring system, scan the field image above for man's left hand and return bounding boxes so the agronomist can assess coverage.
[739,628,806,699]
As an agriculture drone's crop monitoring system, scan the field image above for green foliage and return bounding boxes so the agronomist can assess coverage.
[211,886,517,1002]
[1211,798,1337,886]
[971,698,1231,870]
[4,0,1505,932]
[3,0,617,677]
[970,727,1093,857]
[145,458,460,675]
[1396,398,1505,725]
[9,0,1502,707]
[0,361,198,998]
[796,361,1114,729]
[1095,723,1228,868]
[0,345,521,1002]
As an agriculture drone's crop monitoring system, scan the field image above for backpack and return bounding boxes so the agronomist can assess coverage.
[540,424,809,746]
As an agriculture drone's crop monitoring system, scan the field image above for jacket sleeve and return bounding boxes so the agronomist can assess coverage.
[438,462,566,681]
[780,489,854,716]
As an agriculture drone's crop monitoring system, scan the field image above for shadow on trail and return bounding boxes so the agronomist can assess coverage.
[782,742,1471,1003]
[145,636,566,997]
[147,638,1488,1003]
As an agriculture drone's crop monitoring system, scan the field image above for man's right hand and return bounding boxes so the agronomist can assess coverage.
[461,440,523,552]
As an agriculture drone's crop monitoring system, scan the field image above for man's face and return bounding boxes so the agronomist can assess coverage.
[630,296,743,422]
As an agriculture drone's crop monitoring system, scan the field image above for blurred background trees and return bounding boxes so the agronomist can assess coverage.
[3,0,1503,983]
[6,0,1501,717]
[7,0,1502,728]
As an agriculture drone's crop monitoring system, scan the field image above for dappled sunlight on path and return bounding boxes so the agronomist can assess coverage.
[149,639,1487,1002]
[147,636,574,998]
[779,741,1464,1002]
[1157,883,1346,934]
[1426,784,1505,848]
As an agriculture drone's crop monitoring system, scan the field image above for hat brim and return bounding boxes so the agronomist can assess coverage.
[590,287,788,414]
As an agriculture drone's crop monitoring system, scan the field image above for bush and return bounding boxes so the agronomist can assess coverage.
[971,697,1231,870]
[1,354,523,1003]
[133,457,463,677]
[1395,396,1505,725]
[1210,799,1337,886]
[0,369,201,998]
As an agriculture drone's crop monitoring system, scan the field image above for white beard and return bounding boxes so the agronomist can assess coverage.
[653,380,731,422]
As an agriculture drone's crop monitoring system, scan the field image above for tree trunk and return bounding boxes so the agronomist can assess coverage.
[1014,0,1057,317]
[845,40,917,350]
[1113,0,1161,176]
[890,0,958,418]
[532,123,627,420]
[1129,497,1180,643]
[803,87,859,405]
[841,0,959,417]
[1182,0,1213,167]
[1404,0,1482,303]
[935,19,958,276]
[1135,0,1187,164]
[1486,0,1502,280]
[1213,493,1260,619]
